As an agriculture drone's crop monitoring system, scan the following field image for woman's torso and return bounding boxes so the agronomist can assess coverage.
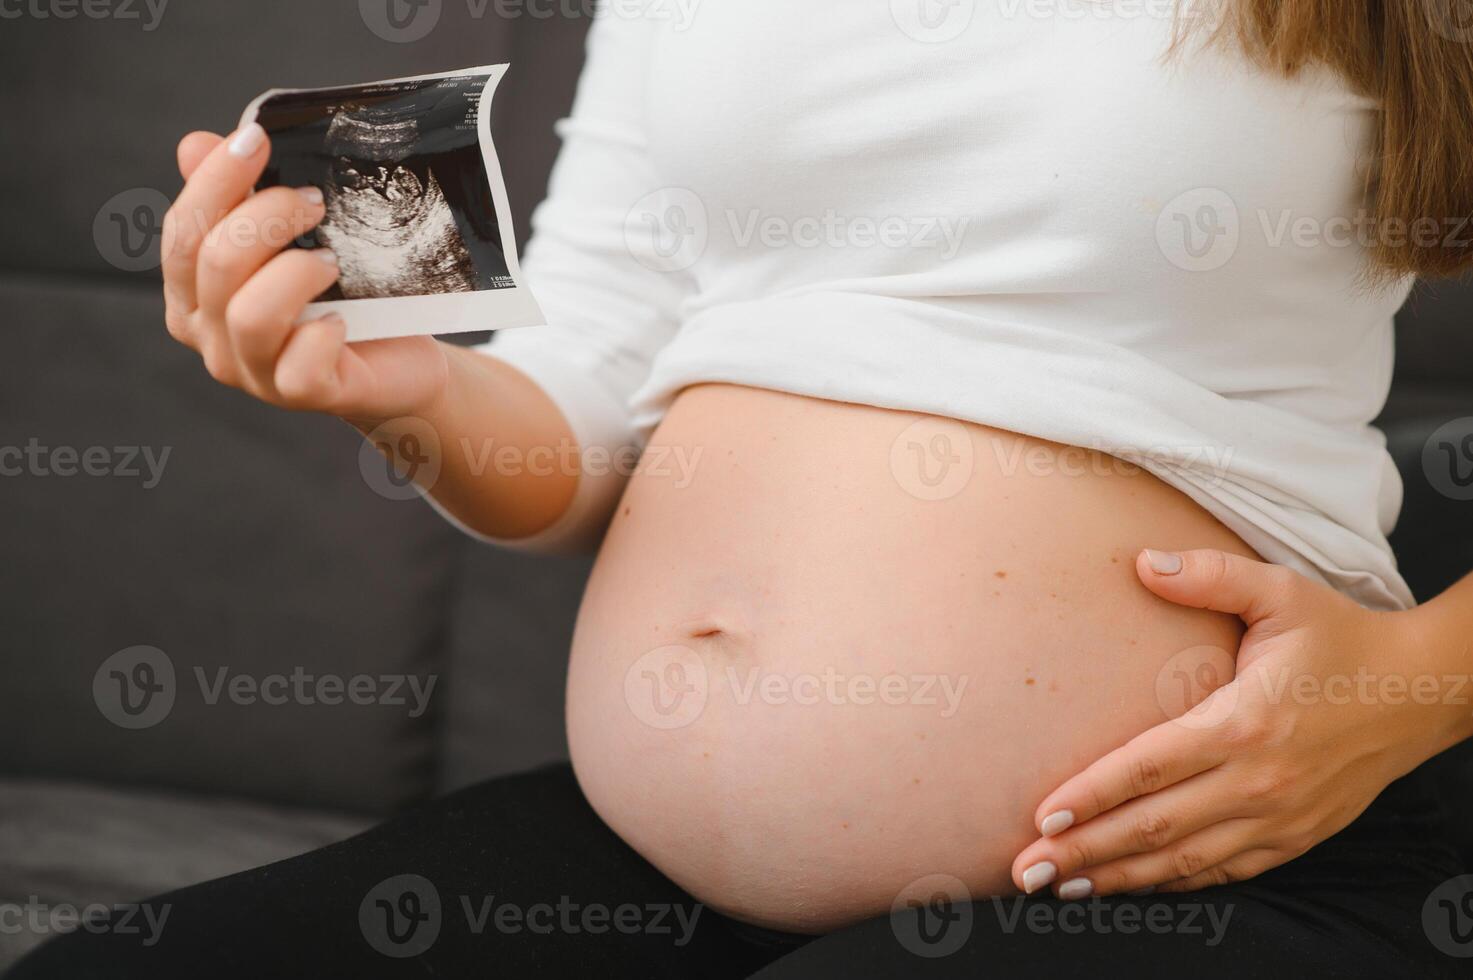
[638,0,1396,378]
[551,3,1406,932]
[608,0,1412,608]
[567,384,1252,932]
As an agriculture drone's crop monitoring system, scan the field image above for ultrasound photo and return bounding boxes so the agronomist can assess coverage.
[239,65,543,341]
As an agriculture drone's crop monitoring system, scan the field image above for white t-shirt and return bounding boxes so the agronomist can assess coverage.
[469,2,1416,610]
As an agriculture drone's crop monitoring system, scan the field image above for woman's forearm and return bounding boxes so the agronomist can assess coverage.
[353,343,581,542]
[1403,572,1473,751]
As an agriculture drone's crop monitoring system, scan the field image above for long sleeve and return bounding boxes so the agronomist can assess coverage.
[463,11,690,554]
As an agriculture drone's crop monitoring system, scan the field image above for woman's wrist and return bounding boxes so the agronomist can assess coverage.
[1396,583,1473,752]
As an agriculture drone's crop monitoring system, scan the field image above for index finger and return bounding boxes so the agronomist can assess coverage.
[177,131,224,181]
[1031,717,1226,837]
[161,123,270,315]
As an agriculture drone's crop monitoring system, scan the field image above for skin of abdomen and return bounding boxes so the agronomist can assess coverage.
[565,384,1251,934]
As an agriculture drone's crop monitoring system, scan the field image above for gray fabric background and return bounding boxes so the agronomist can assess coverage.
[0,3,595,813]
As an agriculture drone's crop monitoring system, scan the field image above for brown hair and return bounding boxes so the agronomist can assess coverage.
[1181,0,1473,280]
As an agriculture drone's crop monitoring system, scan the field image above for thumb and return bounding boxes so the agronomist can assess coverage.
[1135,548,1311,627]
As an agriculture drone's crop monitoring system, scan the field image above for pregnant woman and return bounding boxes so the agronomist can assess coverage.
[14,3,1473,978]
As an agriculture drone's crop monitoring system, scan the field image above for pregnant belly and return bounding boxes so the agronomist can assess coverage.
[565,384,1252,934]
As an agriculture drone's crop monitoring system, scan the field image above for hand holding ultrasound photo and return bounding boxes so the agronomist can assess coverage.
[239,65,543,341]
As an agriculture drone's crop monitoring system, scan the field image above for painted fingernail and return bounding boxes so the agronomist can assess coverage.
[1058,878,1093,901]
[1022,862,1058,894]
[315,249,339,266]
[228,123,266,158]
[1145,550,1183,575]
[1040,810,1074,837]
[297,186,324,206]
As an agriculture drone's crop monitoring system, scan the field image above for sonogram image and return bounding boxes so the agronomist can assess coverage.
[251,73,514,301]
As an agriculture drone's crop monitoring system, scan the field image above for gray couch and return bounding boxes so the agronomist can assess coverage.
[1,2,1470,972]
[0,3,592,967]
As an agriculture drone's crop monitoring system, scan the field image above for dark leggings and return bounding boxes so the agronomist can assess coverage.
[8,763,1469,979]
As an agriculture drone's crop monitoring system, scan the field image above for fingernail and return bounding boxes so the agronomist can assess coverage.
[297,186,324,206]
[315,249,339,266]
[1058,878,1093,901]
[1040,810,1074,837]
[1145,549,1183,575]
[228,123,266,158]
[1022,862,1058,894]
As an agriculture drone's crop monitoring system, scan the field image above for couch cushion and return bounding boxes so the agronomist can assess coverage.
[1394,278,1473,392]
[0,274,461,813]
[436,545,591,793]
[0,777,371,970]
[1384,415,1473,865]
[1384,412,1473,603]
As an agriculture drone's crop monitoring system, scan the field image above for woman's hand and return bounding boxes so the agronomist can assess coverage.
[1009,549,1470,899]
[162,126,449,423]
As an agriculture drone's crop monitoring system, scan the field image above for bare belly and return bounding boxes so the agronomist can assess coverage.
[565,384,1251,933]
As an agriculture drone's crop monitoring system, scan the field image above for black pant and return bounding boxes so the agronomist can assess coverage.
[8,763,1469,979]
